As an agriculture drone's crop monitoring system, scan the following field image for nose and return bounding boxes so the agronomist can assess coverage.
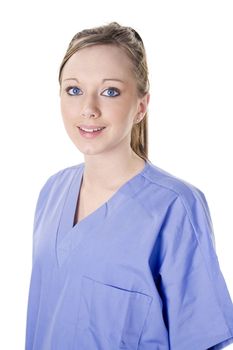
[81,97,101,119]
[81,111,99,118]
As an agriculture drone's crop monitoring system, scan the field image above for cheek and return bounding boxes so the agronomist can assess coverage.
[111,104,135,129]
[60,99,78,120]
[109,100,134,121]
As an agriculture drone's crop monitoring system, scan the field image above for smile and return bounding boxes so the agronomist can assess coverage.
[77,126,106,138]
[78,126,106,133]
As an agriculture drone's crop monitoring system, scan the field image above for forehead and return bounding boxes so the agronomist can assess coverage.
[62,44,134,81]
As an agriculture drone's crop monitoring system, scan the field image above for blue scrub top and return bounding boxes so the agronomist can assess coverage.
[25,160,233,349]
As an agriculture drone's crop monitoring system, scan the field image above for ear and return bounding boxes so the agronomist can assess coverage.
[134,92,150,123]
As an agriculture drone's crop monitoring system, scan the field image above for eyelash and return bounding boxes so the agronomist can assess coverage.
[65,86,120,97]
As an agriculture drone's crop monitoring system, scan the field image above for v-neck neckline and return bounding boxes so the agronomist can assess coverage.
[55,159,151,267]
[71,159,151,230]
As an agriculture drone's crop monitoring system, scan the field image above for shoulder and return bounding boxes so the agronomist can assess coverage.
[45,162,83,182]
[144,161,215,250]
[40,162,83,191]
[35,163,83,209]
[143,161,210,224]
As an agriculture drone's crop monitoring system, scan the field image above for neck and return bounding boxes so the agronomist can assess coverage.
[81,150,146,191]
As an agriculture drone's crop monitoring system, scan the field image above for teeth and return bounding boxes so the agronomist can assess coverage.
[79,127,105,132]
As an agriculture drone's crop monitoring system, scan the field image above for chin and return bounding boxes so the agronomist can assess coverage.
[74,143,106,156]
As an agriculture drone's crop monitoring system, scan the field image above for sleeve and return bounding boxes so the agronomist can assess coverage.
[156,190,233,349]
[32,172,59,263]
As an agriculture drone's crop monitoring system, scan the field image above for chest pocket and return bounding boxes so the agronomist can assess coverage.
[75,275,152,350]
[77,276,152,350]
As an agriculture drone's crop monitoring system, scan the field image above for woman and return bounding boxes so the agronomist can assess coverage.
[25,22,233,349]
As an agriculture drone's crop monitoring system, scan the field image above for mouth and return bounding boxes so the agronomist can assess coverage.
[78,126,106,133]
[77,125,106,138]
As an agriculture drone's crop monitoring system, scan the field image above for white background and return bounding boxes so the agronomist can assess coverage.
[0,0,232,348]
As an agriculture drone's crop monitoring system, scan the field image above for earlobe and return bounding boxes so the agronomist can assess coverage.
[134,112,144,124]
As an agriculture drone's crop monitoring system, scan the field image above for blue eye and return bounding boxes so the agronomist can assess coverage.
[66,86,81,96]
[102,88,120,97]
[65,86,120,97]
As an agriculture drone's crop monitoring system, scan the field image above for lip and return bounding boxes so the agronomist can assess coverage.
[78,125,106,138]
[78,124,106,130]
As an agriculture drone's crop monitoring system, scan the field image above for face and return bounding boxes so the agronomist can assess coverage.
[60,44,149,157]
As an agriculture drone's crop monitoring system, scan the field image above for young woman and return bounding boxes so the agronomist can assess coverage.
[25,22,233,349]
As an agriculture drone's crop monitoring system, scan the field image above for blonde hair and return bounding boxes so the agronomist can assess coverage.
[58,22,150,162]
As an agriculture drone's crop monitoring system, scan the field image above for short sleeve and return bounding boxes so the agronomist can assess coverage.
[156,190,233,349]
[32,172,59,263]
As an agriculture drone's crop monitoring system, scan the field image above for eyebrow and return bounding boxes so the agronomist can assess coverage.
[62,78,125,83]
